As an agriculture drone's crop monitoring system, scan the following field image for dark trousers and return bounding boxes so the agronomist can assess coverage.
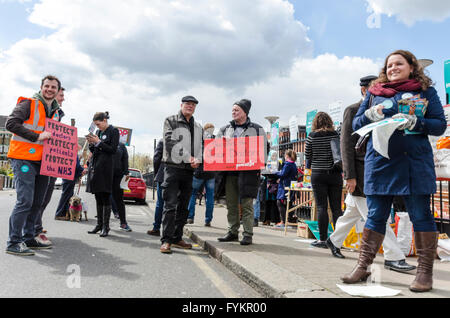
[55,181,76,217]
[111,175,127,225]
[277,200,287,223]
[311,171,343,241]
[161,166,193,244]
[264,200,280,223]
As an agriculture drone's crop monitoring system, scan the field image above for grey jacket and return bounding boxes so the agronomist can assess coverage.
[162,110,203,170]
[340,101,365,197]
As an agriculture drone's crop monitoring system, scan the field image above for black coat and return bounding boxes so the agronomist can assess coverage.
[113,142,129,178]
[87,125,119,194]
[215,118,267,199]
[153,139,165,184]
[341,101,365,197]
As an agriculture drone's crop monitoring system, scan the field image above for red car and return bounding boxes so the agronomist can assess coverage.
[123,168,147,204]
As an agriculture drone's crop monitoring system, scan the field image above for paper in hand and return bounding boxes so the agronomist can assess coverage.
[120,176,130,190]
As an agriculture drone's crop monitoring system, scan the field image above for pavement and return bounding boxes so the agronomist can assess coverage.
[149,196,450,299]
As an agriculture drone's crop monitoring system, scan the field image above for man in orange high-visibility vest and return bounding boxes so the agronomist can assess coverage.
[5,75,61,256]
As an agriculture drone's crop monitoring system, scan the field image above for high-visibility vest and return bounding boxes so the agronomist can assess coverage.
[7,97,58,161]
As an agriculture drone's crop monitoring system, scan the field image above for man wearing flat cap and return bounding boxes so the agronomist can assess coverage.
[325,76,416,273]
[216,99,268,245]
[160,95,203,254]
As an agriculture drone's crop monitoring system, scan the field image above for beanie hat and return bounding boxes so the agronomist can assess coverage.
[234,99,251,115]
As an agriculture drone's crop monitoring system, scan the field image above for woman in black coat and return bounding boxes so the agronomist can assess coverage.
[86,112,119,237]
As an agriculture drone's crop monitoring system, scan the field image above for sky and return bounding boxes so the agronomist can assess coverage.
[0,0,449,156]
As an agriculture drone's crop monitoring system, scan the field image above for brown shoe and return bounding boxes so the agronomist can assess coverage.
[147,229,160,236]
[160,243,172,254]
[341,228,384,284]
[55,216,69,221]
[409,231,439,292]
[172,240,192,249]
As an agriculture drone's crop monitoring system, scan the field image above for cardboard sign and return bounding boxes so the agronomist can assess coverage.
[116,126,132,146]
[306,110,318,137]
[203,136,266,171]
[270,122,279,146]
[40,119,78,180]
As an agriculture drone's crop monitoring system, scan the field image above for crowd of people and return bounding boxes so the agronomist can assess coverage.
[4,49,446,293]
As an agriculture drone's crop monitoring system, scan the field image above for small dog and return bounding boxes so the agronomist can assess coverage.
[68,196,87,222]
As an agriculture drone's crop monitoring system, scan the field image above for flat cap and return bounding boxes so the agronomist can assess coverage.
[360,75,378,87]
[181,95,199,104]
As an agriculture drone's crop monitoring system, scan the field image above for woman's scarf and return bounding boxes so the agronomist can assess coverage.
[369,79,422,97]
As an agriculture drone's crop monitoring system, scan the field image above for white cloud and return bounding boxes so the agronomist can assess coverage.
[366,0,450,26]
[0,0,383,157]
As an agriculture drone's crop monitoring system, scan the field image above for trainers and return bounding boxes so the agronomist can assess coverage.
[6,242,35,256]
[24,238,52,250]
[114,213,120,219]
[120,224,132,232]
[36,233,53,246]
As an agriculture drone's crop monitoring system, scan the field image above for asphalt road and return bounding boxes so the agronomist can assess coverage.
[0,187,261,298]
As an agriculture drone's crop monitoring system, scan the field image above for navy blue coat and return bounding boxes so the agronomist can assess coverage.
[353,87,446,196]
[275,161,298,200]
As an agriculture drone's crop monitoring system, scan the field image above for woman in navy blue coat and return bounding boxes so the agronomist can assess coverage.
[342,50,446,292]
[275,150,298,226]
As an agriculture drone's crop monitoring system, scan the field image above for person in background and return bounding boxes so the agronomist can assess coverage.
[344,50,446,293]
[34,86,65,244]
[147,139,164,237]
[263,176,280,226]
[86,111,119,238]
[252,175,265,227]
[111,142,131,232]
[55,146,85,220]
[305,112,343,249]
[326,75,416,273]
[187,123,216,227]
[275,150,298,227]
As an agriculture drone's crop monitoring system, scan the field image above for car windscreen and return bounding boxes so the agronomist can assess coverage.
[129,170,142,179]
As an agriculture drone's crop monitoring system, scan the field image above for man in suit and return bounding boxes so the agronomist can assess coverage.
[326,75,416,273]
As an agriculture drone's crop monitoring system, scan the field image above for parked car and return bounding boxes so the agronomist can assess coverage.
[123,168,147,204]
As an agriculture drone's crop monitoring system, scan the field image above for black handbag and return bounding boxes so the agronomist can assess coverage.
[330,136,342,171]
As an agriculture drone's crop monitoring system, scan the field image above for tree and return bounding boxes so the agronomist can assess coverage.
[129,153,153,173]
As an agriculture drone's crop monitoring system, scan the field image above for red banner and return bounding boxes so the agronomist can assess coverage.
[40,119,78,180]
[203,136,266,171]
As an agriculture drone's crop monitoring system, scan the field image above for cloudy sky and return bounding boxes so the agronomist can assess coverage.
[1,0,449,156]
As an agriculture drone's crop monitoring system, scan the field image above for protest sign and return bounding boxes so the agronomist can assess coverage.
[271,122,279,147]
[329,101,342,128]
[445,60,450,103]
[289,115,299,142]
[306,110,317,137]
[203,136,266,171]
[116,126,133,146]
[40,119,78,180]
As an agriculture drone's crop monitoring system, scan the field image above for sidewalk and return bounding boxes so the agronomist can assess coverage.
[147,198,450,298]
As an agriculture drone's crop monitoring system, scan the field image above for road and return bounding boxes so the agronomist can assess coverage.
[0,187,261,298]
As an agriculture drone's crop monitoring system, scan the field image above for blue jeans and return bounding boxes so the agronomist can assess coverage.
[8,159,49,247]
[153,182,164,230]
[253,190,260,220]
[187,177,215,223]
[366,195,437,235]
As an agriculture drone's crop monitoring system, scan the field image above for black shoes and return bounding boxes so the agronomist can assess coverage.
[311,240,328,249]
[218,232,239,242]
[24,239,52,250]
[384,259,417,272]
[326,238,345,258]
[240,236,252,245]
[88,225,102,234]
[253,219,259,227]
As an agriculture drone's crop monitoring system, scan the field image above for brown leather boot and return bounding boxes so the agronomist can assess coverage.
[409,231,438,292]
[341,228,385,284]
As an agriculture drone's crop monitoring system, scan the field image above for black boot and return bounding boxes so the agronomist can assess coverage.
[100,205,111,237]
[326,237,345,259]
[217,232,238,242]
[88,203,103,234]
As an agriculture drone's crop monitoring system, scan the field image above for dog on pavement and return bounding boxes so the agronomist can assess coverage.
[68,196,85,222]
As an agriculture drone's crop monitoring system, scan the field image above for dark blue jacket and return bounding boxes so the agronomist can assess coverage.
[275,160,298,200]
[63,156,84,184]
[353,87,446,195]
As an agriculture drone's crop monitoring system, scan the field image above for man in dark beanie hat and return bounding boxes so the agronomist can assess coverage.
[215,99,268,246]
[325,76,416,273]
